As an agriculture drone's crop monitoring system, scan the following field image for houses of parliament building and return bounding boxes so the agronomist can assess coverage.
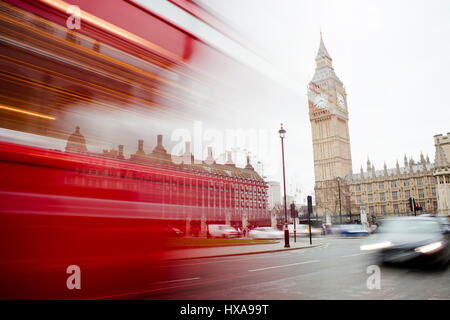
[308,33,450,222]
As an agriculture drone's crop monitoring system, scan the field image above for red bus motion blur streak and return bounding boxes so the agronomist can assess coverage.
[0,137,267,298]
[0,140,173,299]
[0,0,270,299]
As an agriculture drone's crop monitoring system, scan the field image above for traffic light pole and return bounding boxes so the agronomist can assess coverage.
[290,202,296,243]
[337,177,342,224]
[293,205,296,243]
[410,198,413,216]
[307,196,313,246]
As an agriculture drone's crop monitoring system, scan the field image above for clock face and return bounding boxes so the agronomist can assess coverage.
[314,93,328,109]
[337,93,345,108]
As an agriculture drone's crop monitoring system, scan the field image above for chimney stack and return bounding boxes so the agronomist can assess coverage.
[153,134,167,154]
[183,141,192,164]
[245,155,254,171]
[225,151,235,167]
[136,139,145,155]
[205,146,215,165]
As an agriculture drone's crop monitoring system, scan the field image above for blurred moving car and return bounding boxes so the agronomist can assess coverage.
[249,227,284,240]
[420,214,450,233]
[360,217,450,268]
[207,224,240,238]
[323,224,333,235]
[289,224,322,236]
[331,224,369,236]
[330,224,344,234]
[339,224,370,237]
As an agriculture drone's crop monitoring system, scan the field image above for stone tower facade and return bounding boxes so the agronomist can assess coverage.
[308,33,353,218]
[434,133,450,215]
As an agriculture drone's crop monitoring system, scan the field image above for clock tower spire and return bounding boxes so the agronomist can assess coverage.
[308,33,353,219]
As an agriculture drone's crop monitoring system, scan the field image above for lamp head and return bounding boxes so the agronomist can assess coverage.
[279,123,286,138]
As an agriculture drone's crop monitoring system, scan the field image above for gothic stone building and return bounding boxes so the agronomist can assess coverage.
[308,33,354,220]
[347,155,437,219]
[308,34,444,222]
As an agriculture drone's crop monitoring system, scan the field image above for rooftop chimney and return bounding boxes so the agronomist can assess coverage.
[205,146,215,165]
[183,141,192,164]
[136,139,145,155]
[157,135,163,147]
[152,134,167,154]
[245,155,254,171]
[118,145,124,158]
[225,151,235,167]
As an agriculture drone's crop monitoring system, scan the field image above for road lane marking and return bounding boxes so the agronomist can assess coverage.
[160,250,307,268]
[340,252,371,258]
[161,254,289,268]
[248,260,320,272]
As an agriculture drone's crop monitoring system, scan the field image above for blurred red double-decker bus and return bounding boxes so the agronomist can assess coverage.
[0,0,272,298]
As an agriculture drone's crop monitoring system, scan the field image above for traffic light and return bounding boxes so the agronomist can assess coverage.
[290,203,296,218]
[414,202,422,211]
[307,196,313,215]
[408,197,414,212]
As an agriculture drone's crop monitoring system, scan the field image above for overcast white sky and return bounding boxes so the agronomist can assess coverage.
[197,0,450,203]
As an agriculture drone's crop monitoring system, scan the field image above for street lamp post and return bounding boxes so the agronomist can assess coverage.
[279,124,290,248]
[337,176,342,224]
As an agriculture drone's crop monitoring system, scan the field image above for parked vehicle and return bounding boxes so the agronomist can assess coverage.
[249,227,284,240]
[207,224,240,238]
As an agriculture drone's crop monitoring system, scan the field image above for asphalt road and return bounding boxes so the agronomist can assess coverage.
[134,237,450,300]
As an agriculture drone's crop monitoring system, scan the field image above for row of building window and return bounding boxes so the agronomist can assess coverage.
[357,188,436,204]
[354,177,437,192]
[366,201,438,215]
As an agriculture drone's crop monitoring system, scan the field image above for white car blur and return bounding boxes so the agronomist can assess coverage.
[249,227,284,240]
[207,224,240,238]
[289,224,322,236]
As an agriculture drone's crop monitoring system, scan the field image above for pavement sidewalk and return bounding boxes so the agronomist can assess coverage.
[162,237,324,261]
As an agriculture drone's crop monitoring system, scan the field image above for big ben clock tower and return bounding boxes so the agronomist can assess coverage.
[308,33,353,218]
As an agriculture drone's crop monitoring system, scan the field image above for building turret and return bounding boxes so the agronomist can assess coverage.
[367,158,372,172]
